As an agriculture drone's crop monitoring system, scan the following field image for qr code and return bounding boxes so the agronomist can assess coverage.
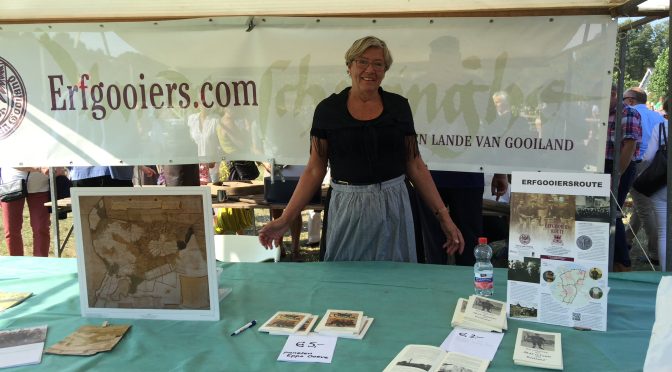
[572,313,581,321]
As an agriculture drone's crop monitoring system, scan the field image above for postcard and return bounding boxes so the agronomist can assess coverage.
[259,311,312,333]
[316,309,364,334]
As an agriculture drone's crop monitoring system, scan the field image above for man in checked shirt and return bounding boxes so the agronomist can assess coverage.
[604,85,642,272]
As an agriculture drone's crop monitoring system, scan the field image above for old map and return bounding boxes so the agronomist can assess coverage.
[78,195,210,310]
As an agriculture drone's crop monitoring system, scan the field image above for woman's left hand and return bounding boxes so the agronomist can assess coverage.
[439,216,464,255]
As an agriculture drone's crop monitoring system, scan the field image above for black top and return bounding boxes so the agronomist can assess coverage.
[310,87,418,184]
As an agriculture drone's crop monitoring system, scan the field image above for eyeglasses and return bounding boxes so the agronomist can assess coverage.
[353,59,386,71]
[623,96,636,101]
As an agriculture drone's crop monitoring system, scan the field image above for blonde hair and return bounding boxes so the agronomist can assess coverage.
[344,36,393,71]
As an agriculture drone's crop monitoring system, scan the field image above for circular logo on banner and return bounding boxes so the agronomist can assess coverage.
[519,234,531,245]
[0,56,28,140]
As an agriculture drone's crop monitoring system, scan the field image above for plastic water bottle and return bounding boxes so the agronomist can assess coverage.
[474,237,494,297]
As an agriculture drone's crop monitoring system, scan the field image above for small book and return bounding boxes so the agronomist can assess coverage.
[513,328,563,370]
[315,309,364,334]
[0,292,32,312]
[316,316,374,340]
[383,344,489,372]
[46,324,130,356]
[0,325,47,368]
[452,296,507,332]
[259,311,312,334]
[269,315,319,336]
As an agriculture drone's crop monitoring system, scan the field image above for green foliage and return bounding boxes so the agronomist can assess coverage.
[648,47,669,100]
[613,21,669,92]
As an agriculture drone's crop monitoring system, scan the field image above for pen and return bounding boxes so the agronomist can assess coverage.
[231,320,257,336]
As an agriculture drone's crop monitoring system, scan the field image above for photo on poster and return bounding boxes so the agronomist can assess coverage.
[508,257,540,283]
[575,195,610,223]
[71,187,219,321]
[509,301,538,318]
[510,193,576,250]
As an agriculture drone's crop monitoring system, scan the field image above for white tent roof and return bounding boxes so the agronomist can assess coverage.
[0,0,668,23]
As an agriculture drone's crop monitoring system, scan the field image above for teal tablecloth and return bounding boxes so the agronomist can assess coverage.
[0,257,667,371]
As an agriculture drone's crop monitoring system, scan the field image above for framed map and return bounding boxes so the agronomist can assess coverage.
[71,186,219,321]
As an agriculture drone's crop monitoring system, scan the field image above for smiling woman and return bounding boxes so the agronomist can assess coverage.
[258,35,465,262]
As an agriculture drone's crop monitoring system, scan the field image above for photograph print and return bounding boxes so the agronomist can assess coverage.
[520,330,555,351]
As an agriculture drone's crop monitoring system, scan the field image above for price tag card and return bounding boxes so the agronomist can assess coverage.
[278,335,337,364]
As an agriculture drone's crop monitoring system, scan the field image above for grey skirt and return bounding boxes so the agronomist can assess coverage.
[323,175,417,262]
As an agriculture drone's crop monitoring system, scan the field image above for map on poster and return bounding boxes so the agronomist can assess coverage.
[507,172,610,331]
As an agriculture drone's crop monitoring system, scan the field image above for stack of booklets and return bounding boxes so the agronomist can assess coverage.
[451,295,507,332]
[259,311,318,336]
[383,345,489,372]
[513,328,563,370]
[314,309,373,339]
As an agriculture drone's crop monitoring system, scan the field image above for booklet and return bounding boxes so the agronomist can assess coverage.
[452,296,507,332]
[46,324,130,356]
[315,316,374,340]
[270,315,319,336]
[513,328,563,370]
[0,292,32,312]
[383,344,489,372]
[259,311,312,334]
[315,309,364,334]
[0,325,47,369]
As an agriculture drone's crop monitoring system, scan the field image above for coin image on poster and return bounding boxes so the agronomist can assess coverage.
[576,235,592,250]
[543,270,555,283]
[589,287,603,299]
[589,267,602,280]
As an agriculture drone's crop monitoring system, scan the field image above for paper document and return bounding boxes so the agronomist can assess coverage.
[278,335,337,364]
[441,327,504,361]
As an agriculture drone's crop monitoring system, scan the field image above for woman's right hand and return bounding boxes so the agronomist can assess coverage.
[258,218,290,249]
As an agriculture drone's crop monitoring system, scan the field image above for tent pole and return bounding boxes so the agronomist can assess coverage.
[609,29,627,272]
[48,167,61,257]
[666,0,671,272]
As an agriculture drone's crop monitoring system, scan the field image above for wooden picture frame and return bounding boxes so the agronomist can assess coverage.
[71,186,219,321]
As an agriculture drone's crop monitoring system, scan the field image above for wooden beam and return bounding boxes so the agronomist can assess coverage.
[0,5,657,24]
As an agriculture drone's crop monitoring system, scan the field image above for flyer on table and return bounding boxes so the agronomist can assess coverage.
[507,171,610,331]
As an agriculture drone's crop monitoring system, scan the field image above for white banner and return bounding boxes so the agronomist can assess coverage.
[0,16,616,173]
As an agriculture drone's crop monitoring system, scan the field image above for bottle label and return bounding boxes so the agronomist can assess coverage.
[475,273,494,290]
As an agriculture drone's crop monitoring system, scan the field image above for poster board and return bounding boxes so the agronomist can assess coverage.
[507,171,610,331]
[71,186,219,321]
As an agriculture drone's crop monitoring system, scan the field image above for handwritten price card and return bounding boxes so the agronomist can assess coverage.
[278,335,337,363]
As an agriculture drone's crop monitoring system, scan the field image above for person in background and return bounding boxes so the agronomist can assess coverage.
[0,167,53,256]
[640,98,668,270]
[623,88,665,265]
[161,164,200,186]
[653,96,664,113]
[605,86,642,272]
[70,166,135,187]
[258,36,464,261]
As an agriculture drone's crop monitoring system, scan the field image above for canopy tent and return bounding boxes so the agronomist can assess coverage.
[0,0,669,23]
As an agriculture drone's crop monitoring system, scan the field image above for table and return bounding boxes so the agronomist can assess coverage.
[0,257,665,371]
